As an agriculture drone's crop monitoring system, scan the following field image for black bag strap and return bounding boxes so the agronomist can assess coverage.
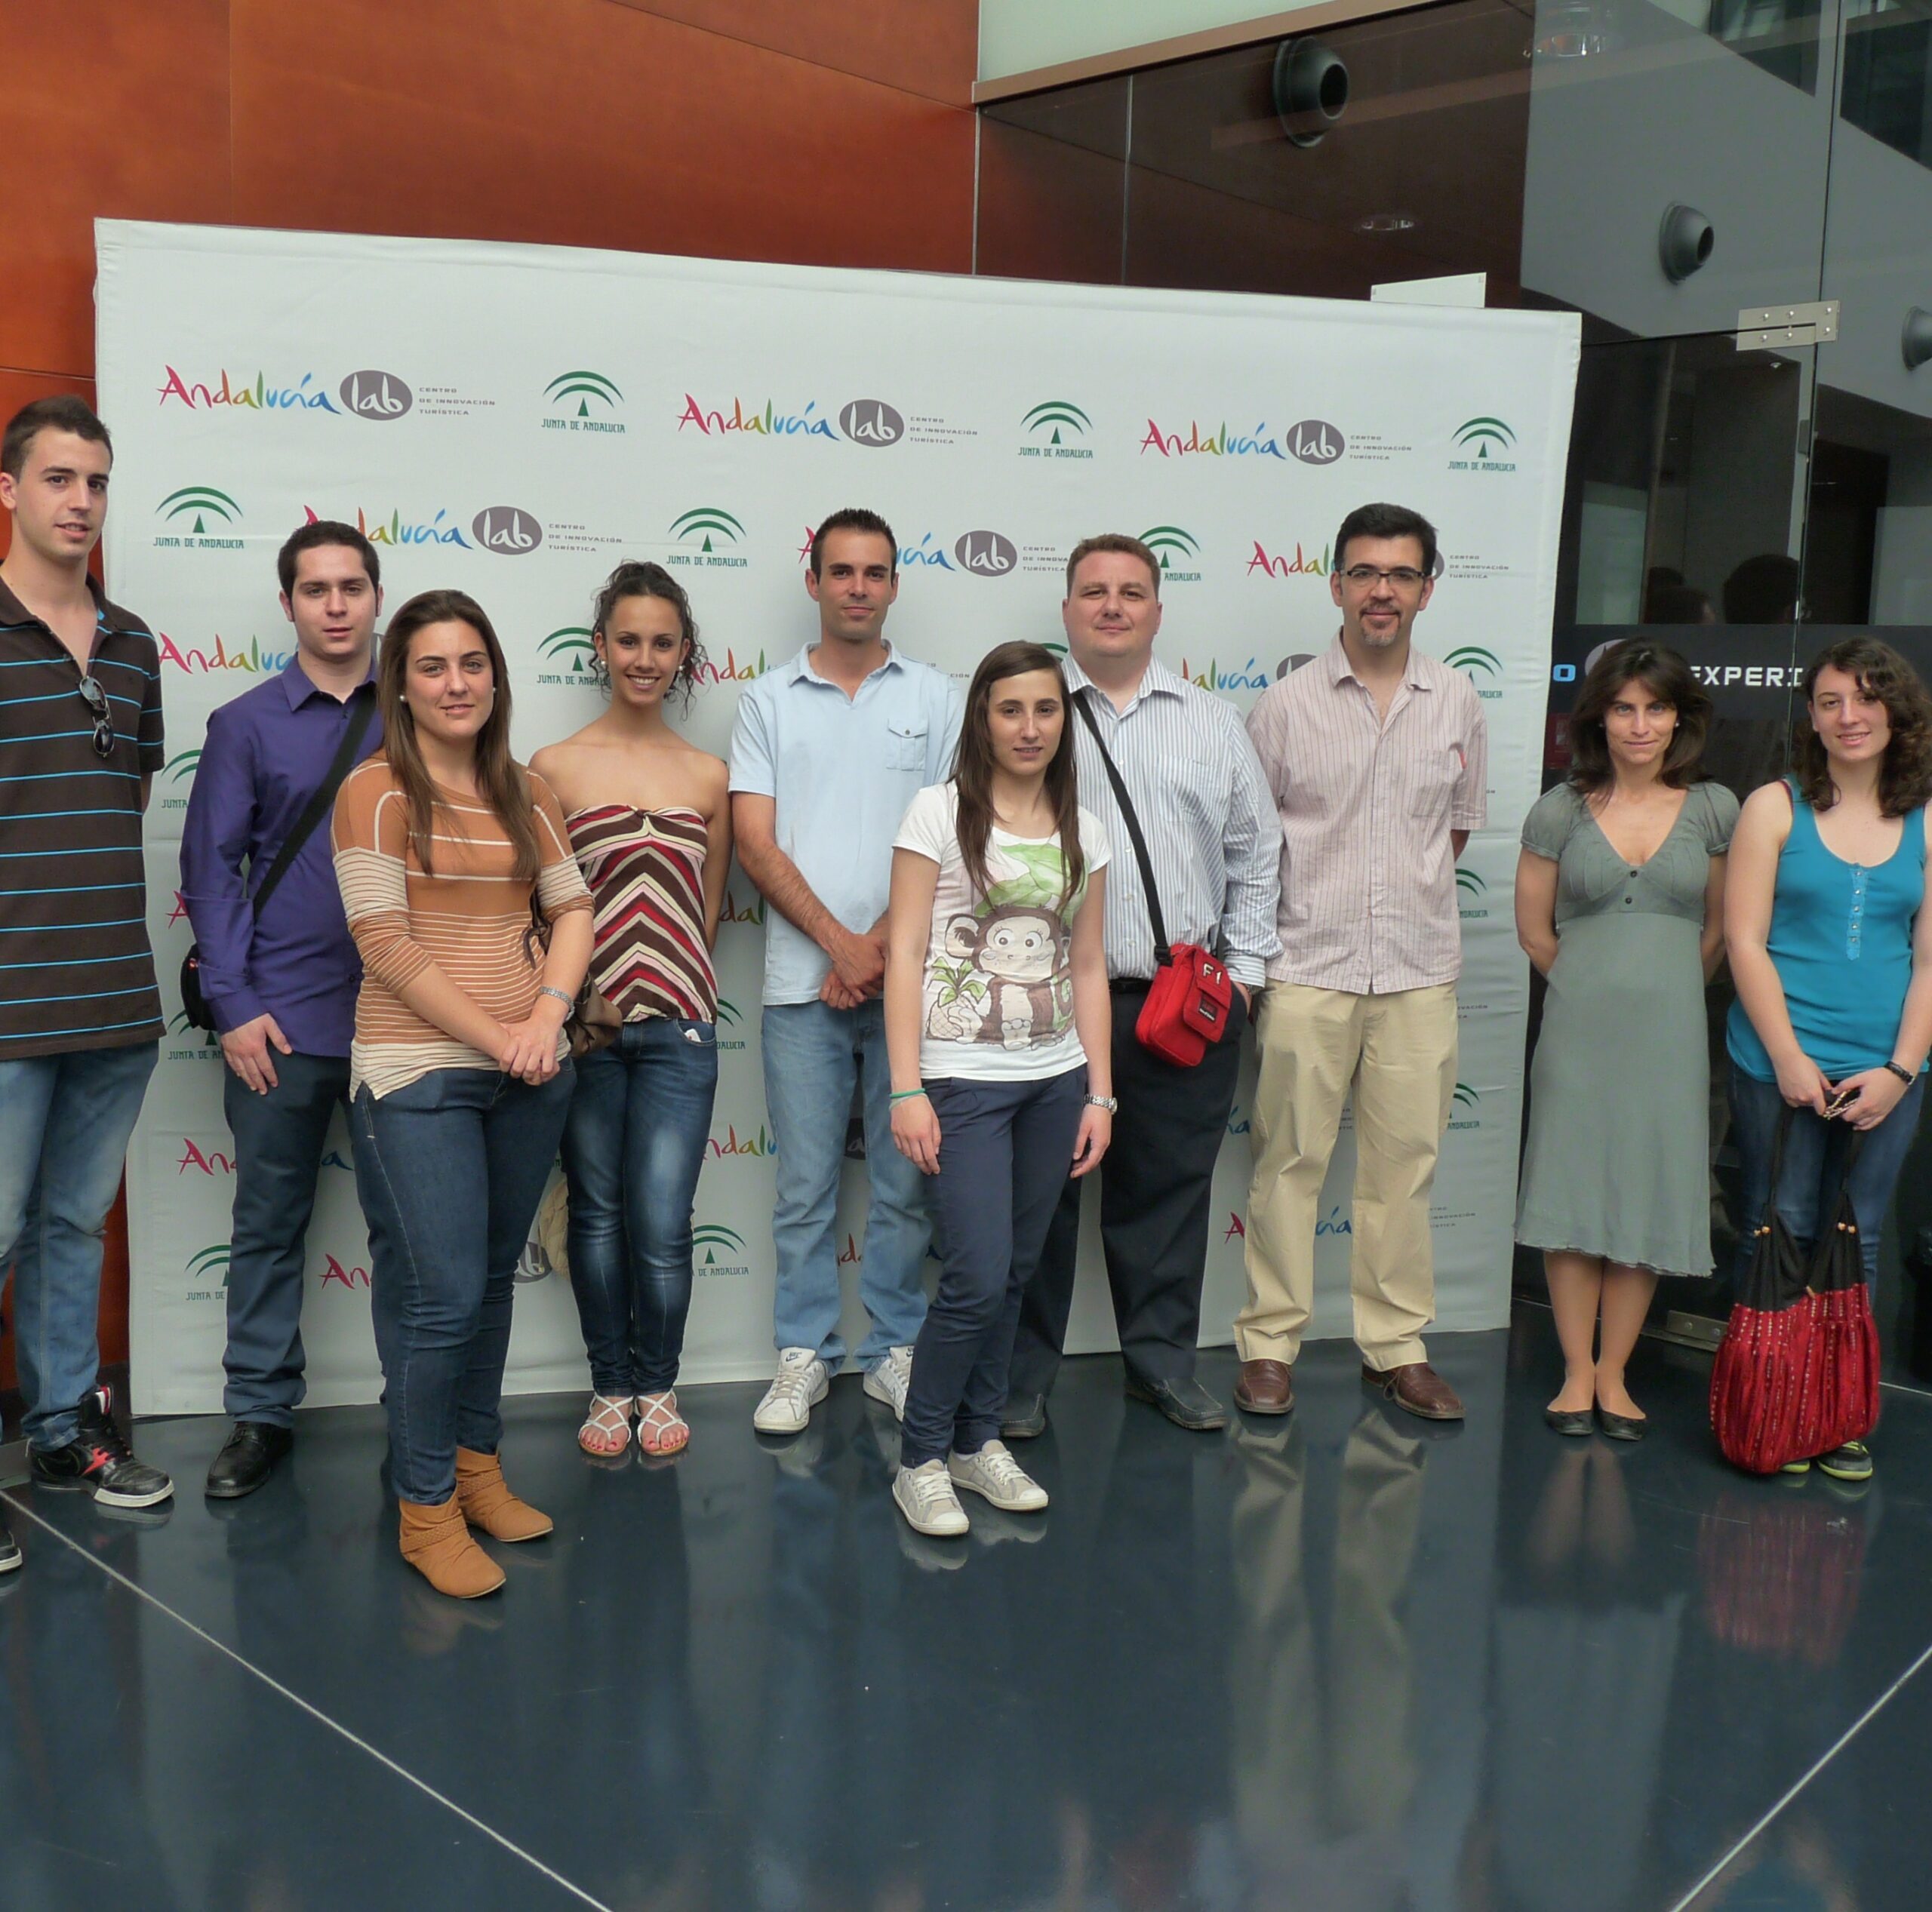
[1765,1105,1869,1222]
[250,684,377,918]
[1074,687,1170,965]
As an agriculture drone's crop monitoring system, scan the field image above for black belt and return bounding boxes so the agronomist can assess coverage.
[1109,977,1152,995]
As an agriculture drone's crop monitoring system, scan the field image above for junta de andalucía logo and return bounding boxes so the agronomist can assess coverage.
[668,507,749,570]
[153,485,244,552]
[1140,525,1202,584]
[1020,400,1094,460]
[545,370,625,435]
[1450,417,1518,472]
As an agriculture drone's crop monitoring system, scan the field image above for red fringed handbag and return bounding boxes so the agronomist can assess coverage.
[1710,1112,1880,1474]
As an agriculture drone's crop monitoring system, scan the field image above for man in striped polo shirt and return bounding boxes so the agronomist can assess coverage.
[0,397,174,1560]
[1238,502,1487,1423]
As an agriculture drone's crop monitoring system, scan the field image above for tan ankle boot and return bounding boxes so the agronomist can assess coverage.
[454,1446,553,1542]
[398,1496,504,1599]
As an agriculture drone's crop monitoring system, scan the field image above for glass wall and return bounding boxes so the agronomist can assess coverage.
[976,0,1932,1368]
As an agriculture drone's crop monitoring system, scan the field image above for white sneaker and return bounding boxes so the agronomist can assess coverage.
[752,1348,829,1434]
[948,1440,1049,1512]
[862,1345,915,1421]
[893,1458,969,1536]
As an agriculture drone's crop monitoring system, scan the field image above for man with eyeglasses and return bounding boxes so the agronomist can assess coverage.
[1237,503,1487,1423]
[0,397,174,1558]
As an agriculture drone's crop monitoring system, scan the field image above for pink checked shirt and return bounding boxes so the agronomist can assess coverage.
[1246,637,1487,994]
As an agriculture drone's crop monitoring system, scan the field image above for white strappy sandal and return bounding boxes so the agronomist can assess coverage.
[578,1394,634,1457]
[636,1390,690,1458]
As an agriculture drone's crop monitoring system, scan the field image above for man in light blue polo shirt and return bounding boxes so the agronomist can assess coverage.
[731,507,962,1434]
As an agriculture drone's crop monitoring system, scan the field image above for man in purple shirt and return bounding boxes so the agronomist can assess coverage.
[181,520,383,1497]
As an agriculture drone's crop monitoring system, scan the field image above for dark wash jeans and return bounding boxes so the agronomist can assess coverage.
[560,1018,718,1395]
[349,1063,574,1505]
[901,1067,1087,1471]
[1728,1062,1928,1292]
[223,1052,350,1426]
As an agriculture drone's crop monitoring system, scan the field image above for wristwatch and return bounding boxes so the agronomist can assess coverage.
[1884,1059,1915,1086]
[1085,1094,1118,1112]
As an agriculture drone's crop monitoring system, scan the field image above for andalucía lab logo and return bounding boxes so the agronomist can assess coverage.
[300,503,470,549]
[954,530,1018,578]
[157,632,298,676]
[472,506,544,555]
[1247,539,1331,578]
[340,370,413,421]
[668,507,749,570]
[154,485,244,551]
[158,367,338,413]
[1450,417,1518,472]
[1286,419,1346,465]
[1020,400,1094,460]
[1141,524,1202,584]
[544,370,626,434]
[677,394,837,441]
[1142,418,1285,460]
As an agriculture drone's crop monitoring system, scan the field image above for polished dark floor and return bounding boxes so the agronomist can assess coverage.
[4,1313,1932,1911]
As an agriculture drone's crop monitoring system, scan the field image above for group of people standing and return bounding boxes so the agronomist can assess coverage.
[2,389,1915,1596]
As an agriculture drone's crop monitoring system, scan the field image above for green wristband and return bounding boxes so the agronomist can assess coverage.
[890,1087,929,1102]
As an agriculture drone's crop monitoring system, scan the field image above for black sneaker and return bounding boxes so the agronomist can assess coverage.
[29,1387,174,1509]
[0,1521,19,1572]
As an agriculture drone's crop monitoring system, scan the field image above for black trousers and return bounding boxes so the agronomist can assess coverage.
[1009,982,1247,1394]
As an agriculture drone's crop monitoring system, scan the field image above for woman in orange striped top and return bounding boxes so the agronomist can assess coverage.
[333,588,592,1600]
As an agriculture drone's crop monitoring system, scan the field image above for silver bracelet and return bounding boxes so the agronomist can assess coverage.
[1085,1094,1118,1112]
[537,985,575,1013]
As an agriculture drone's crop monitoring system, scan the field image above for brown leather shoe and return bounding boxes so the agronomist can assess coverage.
[1233,1359,1294,1416]
[1362,1361,1463,1422]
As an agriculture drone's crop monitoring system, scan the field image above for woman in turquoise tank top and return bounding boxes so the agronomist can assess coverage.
[1725,638,1932,1481]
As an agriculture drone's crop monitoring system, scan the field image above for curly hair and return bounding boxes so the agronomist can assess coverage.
[1793,637,1932,817]
[590,560,707,709]
[1566,640,1712,793]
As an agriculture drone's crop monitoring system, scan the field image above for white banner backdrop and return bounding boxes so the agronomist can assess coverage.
[96,219,1578,1417]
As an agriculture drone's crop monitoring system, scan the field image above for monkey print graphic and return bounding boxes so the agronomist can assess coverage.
[927,902,1075,1050]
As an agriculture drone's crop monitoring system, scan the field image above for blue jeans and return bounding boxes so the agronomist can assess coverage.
[560,1019,718,1395]
[223,1052,350,1426]
[0,1041,158,1449]
[349,1064,574,1505]
[761,998,931,1366]
[902,1068,1086,1469]
[1728,1063,1928,1291]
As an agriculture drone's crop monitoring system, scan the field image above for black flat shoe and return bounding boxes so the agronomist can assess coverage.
[1123,1372,1229,1431]
[0,1522,19,1574]
[999,1393,1048,1441]
[205,1422,293,1499]
[1544,1406,1595,1437]
[1595,1406,1647,1442]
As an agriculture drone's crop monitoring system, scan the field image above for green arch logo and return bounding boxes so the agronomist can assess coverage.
[1140,524,1201,570]
[157,485,241,533]
[670,506,746,553]
[715,997,743,1026]
[546,370,623,417]
[1452,1083,1481,1109]
[1452,417,1517,460]
[1023,400,1092,446]
[165,749,202,782]
[1041,639,1069,657]
[540,626,597,672]
[1456,867,1486,896]
[1444,646,1503,678]
[187,1243,232,1286]
[693,1222,746,1267]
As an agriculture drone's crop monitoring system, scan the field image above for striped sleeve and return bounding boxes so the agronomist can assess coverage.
[332,765,434,993]
[530,772,593,921]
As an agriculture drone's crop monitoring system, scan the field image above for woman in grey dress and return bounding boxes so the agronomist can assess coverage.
[1516,642,1737,1438]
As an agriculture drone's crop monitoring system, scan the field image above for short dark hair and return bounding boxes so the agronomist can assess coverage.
[591,558,708,709]
[809,508,896,577]
[278,518,380,597]
[1723,554,1801,624]
[1567,640,1712,793]
[1065,533,1160,597]
[2,396,112,479]
[1794,636,1932,817]
[1334,502,1437,576]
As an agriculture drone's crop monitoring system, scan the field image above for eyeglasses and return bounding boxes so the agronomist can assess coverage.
[76,675,114,758]
[1341,565,1429,590]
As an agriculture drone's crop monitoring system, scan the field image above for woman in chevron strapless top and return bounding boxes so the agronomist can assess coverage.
[531,562,731,1459]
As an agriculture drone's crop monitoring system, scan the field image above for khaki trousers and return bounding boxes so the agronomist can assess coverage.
[1238,980,1458,1369]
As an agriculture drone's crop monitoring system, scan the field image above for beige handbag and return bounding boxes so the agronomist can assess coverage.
[534,1170,571,1280]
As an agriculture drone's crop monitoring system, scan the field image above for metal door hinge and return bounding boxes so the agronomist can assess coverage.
[1736,300,1839,350]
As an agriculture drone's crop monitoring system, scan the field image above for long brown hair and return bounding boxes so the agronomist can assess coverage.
[952,641,1084,906]
[1567,639,1712,793]
[1794,636,1932,817]
[377,589,542,882]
